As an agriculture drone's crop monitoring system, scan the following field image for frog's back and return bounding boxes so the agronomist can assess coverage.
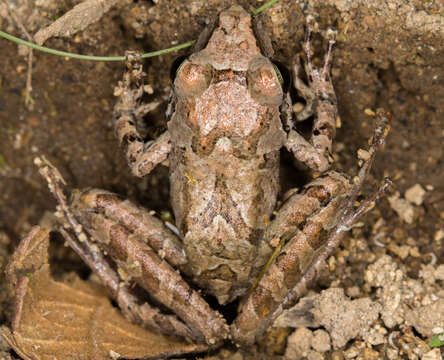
[168,6,286,304]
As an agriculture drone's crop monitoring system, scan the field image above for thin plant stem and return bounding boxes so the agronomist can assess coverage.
[252,0,279,15]
[0,0,278,62]
[0,31,195,61]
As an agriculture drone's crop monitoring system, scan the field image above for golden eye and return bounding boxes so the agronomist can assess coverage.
[272,63,284,86]
[271,60,291,92]
[170,55,188,80]
[247,56,283,106]
[174,60,213,98]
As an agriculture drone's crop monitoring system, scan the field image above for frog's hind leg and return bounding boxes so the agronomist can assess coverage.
[232,110,392,345]
[114,52,172,177]
[58,228,196,341]
[36,157,229,346]
[72,188,187,268]
[232,171,351,345]
[36,158,194,340]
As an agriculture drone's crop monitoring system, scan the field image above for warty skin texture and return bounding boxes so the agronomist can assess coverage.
[168,5,287,305]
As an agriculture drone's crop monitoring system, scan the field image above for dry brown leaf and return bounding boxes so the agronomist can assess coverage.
[34,0,118,45]
[1,226,206,360]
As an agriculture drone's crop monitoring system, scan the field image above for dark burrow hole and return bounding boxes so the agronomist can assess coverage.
[280,146,313,192]
[205,293,240,325]
[410,325,425,340]
[48,231,92,280]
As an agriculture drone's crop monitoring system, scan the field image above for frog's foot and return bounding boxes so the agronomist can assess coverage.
[35,156,229,346]
[293,19,337,122]
[287,21,338,173]
[292,57,315,122]
[114,52,172,177]
[302,18,337,105]
[232,110,392,345]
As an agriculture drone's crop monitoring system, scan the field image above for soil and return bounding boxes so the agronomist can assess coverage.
[0,0,443,359]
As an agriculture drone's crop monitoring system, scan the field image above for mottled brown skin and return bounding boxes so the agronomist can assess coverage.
[13,5,390,352]
[70,189,229,345]
[231,172,351,343]
[168,15,288,304]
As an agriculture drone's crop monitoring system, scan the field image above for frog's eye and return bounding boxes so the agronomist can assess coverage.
[174,59,213,98]
[272,63,284,86]
[247,56,284,106]
[170,55,188,81]
[271,60,291,92]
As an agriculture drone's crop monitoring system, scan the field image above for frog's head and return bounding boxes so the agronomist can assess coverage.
[173,6,284,106]
[198,5,262,71]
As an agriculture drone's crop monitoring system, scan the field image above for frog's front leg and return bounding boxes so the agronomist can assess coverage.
[285,24,337,173]
[232,110,391,345]
[113,52,172,177]
[37,158,229,346]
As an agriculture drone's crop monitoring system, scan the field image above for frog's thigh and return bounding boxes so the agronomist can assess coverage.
[233,171,351,345]
[70,188,186,267]
[69,188,229,345]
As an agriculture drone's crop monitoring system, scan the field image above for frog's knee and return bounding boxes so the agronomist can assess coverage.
[70,188,118,210]
[303,171,350,199]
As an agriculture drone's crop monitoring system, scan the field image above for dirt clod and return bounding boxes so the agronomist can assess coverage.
[284,328,313,360]
[311,329,331,353]
[405,183,426,206]
[423,349,443,360]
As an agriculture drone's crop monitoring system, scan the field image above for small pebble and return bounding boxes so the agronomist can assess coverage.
[405,184,426,205]
[434,229,444,242]
[422,348,442,360]
[293,102,305,113]
[311,329,331,352]
[357,148,370,161]
[388,192,415,224]
[364,108,375,116]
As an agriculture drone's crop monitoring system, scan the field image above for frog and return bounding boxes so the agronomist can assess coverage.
[13,4,391,351]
